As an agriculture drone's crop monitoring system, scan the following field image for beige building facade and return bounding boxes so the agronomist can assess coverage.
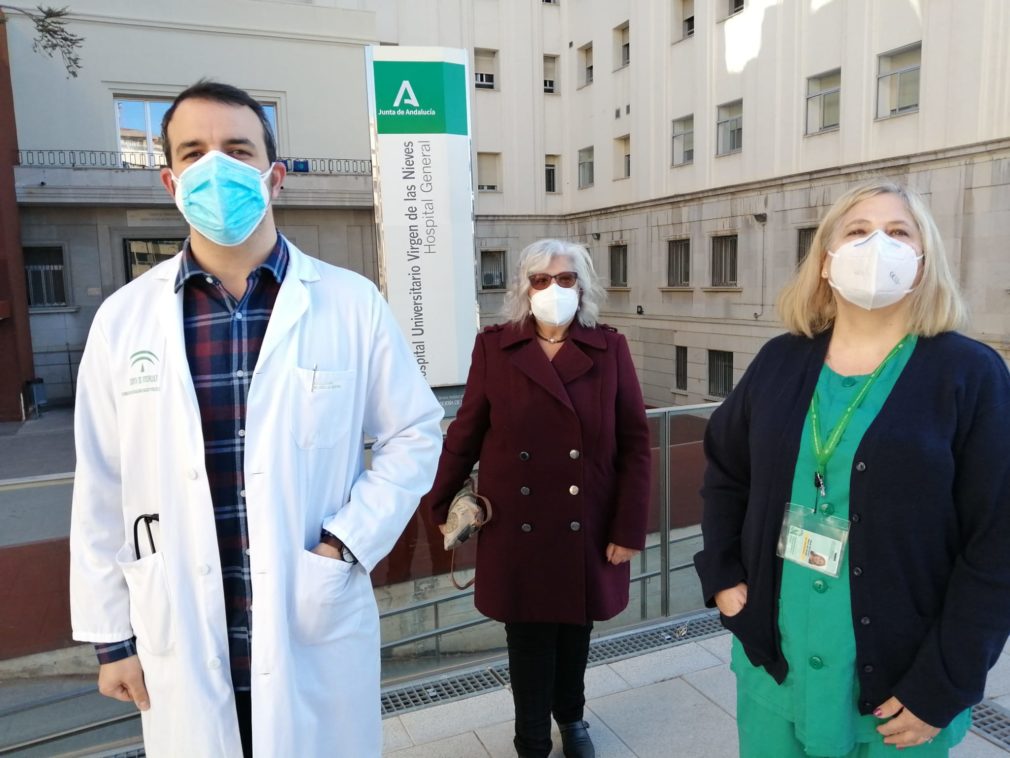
[7,0,1010,404]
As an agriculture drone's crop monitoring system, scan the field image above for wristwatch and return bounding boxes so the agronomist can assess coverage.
[320,529,358,564]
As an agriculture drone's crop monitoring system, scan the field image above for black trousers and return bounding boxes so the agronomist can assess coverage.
[505,621,593,757]
[235,690,253,757]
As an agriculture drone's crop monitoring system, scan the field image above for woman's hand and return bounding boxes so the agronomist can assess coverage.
[714,582,748,617]
[606,543,639,565]
[875,697,940,748]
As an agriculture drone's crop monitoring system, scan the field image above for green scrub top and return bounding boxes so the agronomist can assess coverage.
[731,335,971,756]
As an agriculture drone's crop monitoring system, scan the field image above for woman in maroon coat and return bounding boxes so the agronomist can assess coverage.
[421,239,651,758]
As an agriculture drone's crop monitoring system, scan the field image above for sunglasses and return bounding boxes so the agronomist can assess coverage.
[528,271,578,290]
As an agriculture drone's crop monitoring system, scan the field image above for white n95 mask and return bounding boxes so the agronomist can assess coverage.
[827,229,922,310]
[530,282,580,326]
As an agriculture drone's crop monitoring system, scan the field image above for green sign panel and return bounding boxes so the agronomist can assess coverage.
[373,61,468,135]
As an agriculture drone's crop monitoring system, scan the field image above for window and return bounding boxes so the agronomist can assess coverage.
[542,0,558,4]
[474,49,498,90]
[728,0,744,15]
[708,350,734,397]
[877,43,921,118]
[806,70,840,134]
[615,135,630,179]
[116,96,277,168]
[543,55,558,93]
[124,238,185,282]
[667,239,690,287]
[711,235,738,286]
[716,101,743,155]
[615,23,630,68]
[477,152,500,191]
[23,245,67,308]
[675,345,688,390]
[545,155,559,193]
[480,250,507,290]
[678,0,695,38]
[609,244,628,287]
[578,146,594,188]
[579,44,594,86]
[797,227,817,265]
[671,115,694,165]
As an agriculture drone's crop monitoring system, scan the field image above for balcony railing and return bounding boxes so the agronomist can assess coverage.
[15,150,372,176]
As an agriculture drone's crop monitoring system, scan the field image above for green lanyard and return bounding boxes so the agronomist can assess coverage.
[810,337,908,497]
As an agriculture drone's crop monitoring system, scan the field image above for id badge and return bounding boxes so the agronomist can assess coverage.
[776,503,850,578]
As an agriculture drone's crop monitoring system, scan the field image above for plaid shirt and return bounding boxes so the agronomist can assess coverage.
[95,237,288,694]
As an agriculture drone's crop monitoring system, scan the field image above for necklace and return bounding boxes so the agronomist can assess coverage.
[536,330,568,344]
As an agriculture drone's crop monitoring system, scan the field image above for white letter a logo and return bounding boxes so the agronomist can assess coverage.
[393,80,419,108]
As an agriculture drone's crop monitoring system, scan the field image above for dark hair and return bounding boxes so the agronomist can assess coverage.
[160,79,277,167]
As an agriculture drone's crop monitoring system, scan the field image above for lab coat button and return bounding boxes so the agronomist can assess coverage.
[569,485,579,495]
[860,616,871,625]
[208,657,221,670]
[188,469,199,480]
[855,461,867,472]
[197,564,210,576]
[809,656,824,670]
[812,579,827,593]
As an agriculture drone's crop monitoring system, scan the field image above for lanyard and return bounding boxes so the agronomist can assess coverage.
[810,337,908,496]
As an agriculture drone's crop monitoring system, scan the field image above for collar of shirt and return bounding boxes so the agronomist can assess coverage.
[173,234,289,294]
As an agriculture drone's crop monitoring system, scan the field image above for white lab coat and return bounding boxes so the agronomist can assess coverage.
[69,240,444,757]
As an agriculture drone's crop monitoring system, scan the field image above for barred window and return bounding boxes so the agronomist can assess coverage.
[797,227,817,266]
[609,244,628,287]
[708,350,734,397]
[480,249,507,290]
[675,345,688,391]
[23,246,68,308]
[667,239,690,287]
[711,235,738,287]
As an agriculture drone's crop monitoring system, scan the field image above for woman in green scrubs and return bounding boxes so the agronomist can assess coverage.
[695,180,1010,756]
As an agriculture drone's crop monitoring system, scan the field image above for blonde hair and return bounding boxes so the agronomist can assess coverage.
[502,239,607,327]
[777,179,967,337]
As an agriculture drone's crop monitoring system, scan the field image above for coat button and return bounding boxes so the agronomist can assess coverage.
[521,523,532,533]
[569,485,579,495]
[519,451,530,461]
[812,579,827,593]
[188,469,199,480]
[197,564,210,576]
[851,513,861,523]
[855,461,867,472]
[208,657,222,670]
[860,616,871,625]
[808,656,824,670]
[863,664,874,673]
[520,486,531,496]
[852,566,863,577]
[818,502,834,516]
[570,521,581,531]
[569,449,580,459]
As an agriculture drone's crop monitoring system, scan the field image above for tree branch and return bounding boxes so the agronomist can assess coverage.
[0,5,84,78]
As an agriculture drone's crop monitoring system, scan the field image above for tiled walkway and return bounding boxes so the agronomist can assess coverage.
[382,632,1010,757]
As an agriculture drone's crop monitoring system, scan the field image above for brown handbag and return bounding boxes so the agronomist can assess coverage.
[439,476,492,590]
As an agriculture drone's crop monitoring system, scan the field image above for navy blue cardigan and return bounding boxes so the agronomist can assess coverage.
[694,330,1010,728]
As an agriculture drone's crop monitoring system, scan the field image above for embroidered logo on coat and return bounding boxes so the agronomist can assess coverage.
[123,350,161,395]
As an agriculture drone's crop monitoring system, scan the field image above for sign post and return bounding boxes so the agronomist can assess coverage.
[365,46,477,410]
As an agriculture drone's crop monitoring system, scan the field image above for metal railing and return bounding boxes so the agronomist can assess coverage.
[15,150,372,176]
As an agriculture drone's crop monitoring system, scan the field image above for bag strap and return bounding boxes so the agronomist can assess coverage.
[449,476,491,590]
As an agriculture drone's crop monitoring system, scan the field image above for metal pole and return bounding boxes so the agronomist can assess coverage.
[659,409,671,617]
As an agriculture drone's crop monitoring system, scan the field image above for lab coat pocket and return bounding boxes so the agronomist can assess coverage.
[293,548,369,646]
[290,368,356,449]
[115,543,174,655]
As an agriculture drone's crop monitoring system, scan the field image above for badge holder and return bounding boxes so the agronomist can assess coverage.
[776,503,850,578]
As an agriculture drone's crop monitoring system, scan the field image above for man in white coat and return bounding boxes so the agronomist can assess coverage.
[69,80,444,757]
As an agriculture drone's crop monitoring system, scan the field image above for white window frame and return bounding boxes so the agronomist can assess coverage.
[671,115,694,166]
[580,44,594,87]
[877,43,921,119]
[545,157,559,193]
[477,152,501,192]
[716,100,743,155]
[23,244,70,309]
[578,146,594,189]
[480,249,507,290]
[806,69,840,134]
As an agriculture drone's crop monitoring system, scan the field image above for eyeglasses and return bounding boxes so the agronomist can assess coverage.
[528,271,578,290]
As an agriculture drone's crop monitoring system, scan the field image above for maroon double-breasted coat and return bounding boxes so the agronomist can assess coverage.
[421,318,651,624]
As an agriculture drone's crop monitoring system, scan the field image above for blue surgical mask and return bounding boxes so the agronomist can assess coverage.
[171,151,274,247]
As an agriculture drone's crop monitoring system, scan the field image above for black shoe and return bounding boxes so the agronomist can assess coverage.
[558,720,595,758]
